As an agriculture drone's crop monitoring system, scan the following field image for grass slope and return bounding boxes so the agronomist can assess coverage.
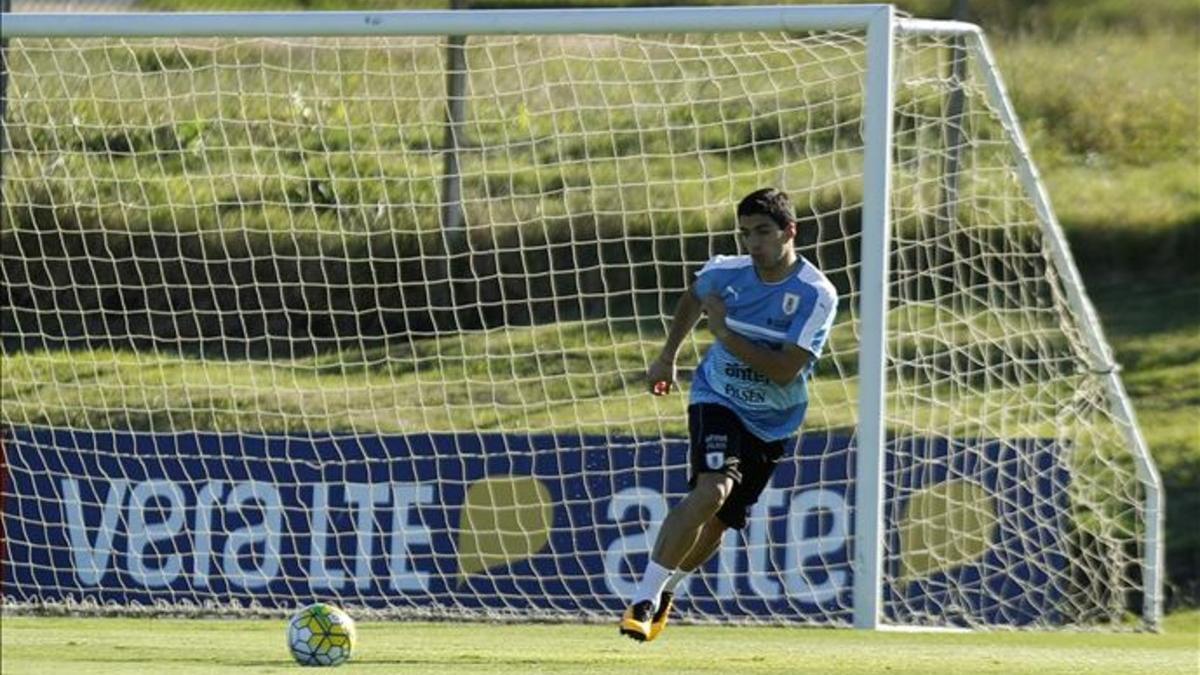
[1,611,1197,674]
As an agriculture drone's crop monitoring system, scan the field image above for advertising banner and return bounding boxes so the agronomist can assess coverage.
[1,428,1068,624]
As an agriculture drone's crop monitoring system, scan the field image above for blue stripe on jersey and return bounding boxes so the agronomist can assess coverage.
[689,255,838,441]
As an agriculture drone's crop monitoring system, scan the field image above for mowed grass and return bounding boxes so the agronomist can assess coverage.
[1,611,1197,674]
[0,301,1103,440]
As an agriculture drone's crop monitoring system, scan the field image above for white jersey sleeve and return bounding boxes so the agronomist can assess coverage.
[786,272,838,358]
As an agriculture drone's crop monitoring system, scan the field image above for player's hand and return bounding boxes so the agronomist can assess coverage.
[647,356,676,396]
[701,294,730,340]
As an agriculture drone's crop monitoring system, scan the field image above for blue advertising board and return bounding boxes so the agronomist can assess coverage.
[0,428,1068,624]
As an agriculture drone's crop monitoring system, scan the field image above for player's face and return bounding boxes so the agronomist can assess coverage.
[737,213,796,269]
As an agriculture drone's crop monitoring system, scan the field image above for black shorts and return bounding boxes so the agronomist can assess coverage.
[687,403,786,530]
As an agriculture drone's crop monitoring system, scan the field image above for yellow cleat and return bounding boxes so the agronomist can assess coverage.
[618,600,654,642]
[646,591,674,642]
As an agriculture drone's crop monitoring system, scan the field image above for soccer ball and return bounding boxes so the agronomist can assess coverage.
[286,602,357,667]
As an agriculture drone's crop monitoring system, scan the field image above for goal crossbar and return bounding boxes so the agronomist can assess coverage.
[1,6,895,38]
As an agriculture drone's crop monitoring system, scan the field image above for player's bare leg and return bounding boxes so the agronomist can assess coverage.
[652,473,733,568]
[646,515,727,641]
[621,474,733,642]
[676,514,727,572]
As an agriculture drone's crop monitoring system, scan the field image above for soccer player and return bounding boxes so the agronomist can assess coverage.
[619,187,838,642]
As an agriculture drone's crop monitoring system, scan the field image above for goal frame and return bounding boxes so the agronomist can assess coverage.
[0,3,1163,630]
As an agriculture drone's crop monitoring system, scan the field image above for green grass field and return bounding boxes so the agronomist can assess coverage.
[0,0,1196,640]
[2,610,1197,674]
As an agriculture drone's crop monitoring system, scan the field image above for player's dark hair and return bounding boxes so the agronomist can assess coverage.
[737,188,795,229]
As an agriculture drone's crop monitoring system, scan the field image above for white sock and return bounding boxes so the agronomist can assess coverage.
[663,569,690,594]
[632,561,675,609]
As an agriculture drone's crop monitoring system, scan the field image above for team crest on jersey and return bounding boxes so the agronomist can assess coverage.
[782,293,800,315]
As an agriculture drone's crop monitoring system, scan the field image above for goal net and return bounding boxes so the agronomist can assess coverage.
[0,7,1160,629]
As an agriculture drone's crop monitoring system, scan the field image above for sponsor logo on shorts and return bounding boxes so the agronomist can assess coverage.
[704,433,727,452]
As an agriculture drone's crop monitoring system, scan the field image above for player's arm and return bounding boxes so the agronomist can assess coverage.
[701,294,812,386]
[646,288,703,392]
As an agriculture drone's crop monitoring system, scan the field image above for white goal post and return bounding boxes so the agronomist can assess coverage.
[0,5,1162,630]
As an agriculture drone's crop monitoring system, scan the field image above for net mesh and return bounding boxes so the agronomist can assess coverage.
[0,26,1149,627]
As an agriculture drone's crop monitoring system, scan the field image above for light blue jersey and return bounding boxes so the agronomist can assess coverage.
[689,255,838,441]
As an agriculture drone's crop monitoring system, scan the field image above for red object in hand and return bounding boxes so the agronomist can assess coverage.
[652,381,672,396]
